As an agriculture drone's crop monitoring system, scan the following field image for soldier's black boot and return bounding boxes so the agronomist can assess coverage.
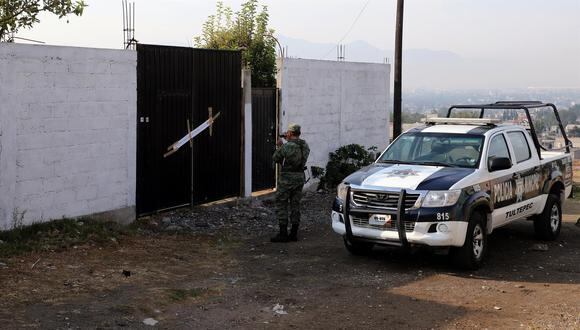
[270,225,289,243]
[288,224,299,242]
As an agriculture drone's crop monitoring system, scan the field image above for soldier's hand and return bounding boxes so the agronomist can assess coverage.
[276,139,284,146]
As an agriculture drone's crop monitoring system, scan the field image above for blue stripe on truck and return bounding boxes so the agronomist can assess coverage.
[415,168,475,190]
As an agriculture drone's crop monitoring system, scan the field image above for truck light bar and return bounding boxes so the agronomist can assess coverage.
[423,117,501,126]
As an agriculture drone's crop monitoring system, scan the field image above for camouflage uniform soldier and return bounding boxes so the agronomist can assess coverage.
[271,123,310,243]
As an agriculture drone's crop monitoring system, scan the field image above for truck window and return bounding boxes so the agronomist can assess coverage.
[487,134,511,167]
[388,135,414,161]
[379,133,483,168]
[507,131,532,163]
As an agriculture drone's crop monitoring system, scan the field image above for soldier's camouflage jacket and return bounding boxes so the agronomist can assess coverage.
[273,139,310,188]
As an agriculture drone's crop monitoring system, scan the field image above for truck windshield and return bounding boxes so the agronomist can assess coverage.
[378,133,484,168]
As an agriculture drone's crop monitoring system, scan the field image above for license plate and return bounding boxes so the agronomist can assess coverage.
[369,214,392,226]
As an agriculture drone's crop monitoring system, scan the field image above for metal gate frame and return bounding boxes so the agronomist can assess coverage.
[136,44,242,215]
[251,87,278,192]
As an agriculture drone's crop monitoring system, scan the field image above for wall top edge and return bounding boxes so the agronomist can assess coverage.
[277,57,390,68]
[0,43,137,56]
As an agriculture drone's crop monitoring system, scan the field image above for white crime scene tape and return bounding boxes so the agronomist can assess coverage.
[163,112,221,158]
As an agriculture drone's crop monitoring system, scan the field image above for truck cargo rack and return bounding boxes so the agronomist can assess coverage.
[446,101,571,159]
[423,117,501,126]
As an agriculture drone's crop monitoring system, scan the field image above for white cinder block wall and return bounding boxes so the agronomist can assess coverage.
[0,44,136,230]
[277,58,390,187]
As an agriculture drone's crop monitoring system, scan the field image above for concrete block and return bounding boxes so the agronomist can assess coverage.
[26,87,67,104]
[14,59,43,73]
[15,150,43,169]
[61,200,89,218]
[16,162,54,181]
[43,176,69,192]
[26,103,56,120]
[94,88,130,102]
[72,174,94,188]
[23,193,54,211]
[51,102,86,118]
[110,63,133,74]
[65,88,96,103]
[76,185,98,201]
[42,62,69,73]
[96,180,126,199]
[88,197,114,213]
[52,189,76,205]
[15,179,44,197]
[68,62,110,74]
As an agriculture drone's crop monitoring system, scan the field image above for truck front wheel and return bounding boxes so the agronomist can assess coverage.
[451,211,487,270]
[533,194,561,241]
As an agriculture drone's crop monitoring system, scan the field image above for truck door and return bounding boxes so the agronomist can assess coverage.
[504,130,542,217]
[487,133,516,229]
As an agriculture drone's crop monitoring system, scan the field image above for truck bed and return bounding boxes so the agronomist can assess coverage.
[540,150,570,162]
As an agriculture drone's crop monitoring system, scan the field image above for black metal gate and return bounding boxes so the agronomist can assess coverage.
[252,88,277,192]
[136,44,242,215]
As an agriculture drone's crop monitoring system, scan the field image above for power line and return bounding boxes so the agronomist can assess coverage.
[320,0,372,60]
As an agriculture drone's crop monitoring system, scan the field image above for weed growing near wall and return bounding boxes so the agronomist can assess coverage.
[0,218,128,258]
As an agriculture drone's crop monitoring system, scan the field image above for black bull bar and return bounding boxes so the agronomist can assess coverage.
[343,187,410,248]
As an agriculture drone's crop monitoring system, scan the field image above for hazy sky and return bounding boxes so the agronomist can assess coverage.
[16,0,580,89]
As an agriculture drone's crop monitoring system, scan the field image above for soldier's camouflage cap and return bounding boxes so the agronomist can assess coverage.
[288,123,301,134]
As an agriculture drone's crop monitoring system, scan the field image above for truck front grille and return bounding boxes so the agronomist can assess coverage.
[351,216,416,232]
[352,191,420,209]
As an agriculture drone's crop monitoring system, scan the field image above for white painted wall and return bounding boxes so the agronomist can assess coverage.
[0,44,136,230]
[277,58,390,187]
[243,68,253,197]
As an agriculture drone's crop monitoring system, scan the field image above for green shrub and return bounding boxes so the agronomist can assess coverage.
[318,144,377,190]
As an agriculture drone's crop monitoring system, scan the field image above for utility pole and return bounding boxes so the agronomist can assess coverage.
[393,0,404,139]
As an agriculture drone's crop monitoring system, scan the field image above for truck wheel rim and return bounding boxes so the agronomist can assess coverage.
[472,224,484,259]
[550,205,560,233]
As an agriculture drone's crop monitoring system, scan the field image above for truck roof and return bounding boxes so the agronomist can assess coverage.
[407,123,525,136]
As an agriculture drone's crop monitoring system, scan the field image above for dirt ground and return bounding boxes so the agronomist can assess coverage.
[1,192,579,329]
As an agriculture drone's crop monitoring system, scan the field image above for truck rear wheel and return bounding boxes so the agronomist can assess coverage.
[451,211,487,270]
[343,237,374,255]
[533,194,561,241]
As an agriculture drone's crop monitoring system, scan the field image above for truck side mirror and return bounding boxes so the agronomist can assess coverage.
[488,157,512,172]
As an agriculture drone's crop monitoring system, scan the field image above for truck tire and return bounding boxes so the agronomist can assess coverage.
[533,194,561,241]
[451,211,487,270]
[343,237,374,255]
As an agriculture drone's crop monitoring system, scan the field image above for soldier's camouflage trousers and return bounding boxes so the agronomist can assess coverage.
[275,174,305,226]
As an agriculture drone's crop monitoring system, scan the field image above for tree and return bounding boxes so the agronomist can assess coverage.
[558,109,578,127]
[194,0,276,87]
[0,0,86,41]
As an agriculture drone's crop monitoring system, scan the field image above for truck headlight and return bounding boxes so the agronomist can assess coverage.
[337,182,349,201]
[422,190,461,208]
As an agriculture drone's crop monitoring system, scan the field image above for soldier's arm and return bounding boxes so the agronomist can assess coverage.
[303,143,311,167]
[272,144,286,164]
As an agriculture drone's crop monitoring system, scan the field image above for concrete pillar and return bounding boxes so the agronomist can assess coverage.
[243,68,252,197]
[0,50,18,230]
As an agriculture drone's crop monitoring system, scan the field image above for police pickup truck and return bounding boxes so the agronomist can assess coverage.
[331,102,573,269]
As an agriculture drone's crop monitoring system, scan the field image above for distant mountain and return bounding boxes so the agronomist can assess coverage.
[277,35,462,65]
[404,49,462,63]
[276,35,579,90]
